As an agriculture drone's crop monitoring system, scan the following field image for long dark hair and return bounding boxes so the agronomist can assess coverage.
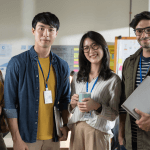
[77,31,112,82]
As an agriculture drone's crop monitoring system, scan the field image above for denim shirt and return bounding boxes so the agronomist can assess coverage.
[4,46,70,143]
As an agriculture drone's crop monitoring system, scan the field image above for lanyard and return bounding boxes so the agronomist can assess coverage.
[139,53,150,83]
[37,55,51,89]
[86,77,98,93]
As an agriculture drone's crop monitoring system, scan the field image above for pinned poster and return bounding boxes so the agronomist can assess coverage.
[74,65,79,67]
[74,61,78,64]
[74,48,79,51]
[110,62,114,66]
[74,53,79,58]
[74,69,78,72]
[21,45,26,50]
[118,59,122,64]
[0,44,12,57]
[119,66,123,71]
[28,45,32,50]
[74,59,78,61]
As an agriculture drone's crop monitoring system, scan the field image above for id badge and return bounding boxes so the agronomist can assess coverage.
[44,88,53,104]
[83,111,93,119]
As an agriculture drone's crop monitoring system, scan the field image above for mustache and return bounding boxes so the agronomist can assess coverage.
[140,37,150,41]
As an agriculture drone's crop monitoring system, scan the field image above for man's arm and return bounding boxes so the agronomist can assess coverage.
[118,59,127,146]
[58,63,70,141]
[59,109,70,141]
[4,58,28,150]
[118,113,126,145]
[7,118,29,150]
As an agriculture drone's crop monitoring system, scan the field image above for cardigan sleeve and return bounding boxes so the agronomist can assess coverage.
[98,80,121,121]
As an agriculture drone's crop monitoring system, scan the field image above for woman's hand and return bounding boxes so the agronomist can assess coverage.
[70,94,79,110]
[78,98,101,112]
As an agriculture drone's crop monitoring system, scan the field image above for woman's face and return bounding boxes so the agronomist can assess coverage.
[83,38,104,65]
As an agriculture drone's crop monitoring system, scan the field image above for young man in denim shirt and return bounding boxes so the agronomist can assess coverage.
[4,12,70,150]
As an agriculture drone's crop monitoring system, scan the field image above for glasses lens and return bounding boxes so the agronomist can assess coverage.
[145,28,150,34]
[83,46,89,53]
[135,29,143,36]
[92,43,99,50]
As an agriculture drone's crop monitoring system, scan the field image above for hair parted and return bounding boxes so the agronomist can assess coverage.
[130,11,150,29]
[32,12,60,31]
[77,31,112,83]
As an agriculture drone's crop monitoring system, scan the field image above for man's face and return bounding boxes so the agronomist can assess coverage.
[135,20,150,49]
[32,22,58,49]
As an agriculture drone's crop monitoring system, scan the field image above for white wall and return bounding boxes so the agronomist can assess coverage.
[0,0,148,56]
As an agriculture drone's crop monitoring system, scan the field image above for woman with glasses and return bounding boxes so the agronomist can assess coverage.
[67,31,121,150]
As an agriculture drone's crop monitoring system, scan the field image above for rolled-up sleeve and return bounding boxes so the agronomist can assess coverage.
[4,57,19,118]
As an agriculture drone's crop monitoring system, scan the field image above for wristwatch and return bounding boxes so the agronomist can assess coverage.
[96,104,102,113]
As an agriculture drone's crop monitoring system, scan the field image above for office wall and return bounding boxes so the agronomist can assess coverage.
[0,0,148,56]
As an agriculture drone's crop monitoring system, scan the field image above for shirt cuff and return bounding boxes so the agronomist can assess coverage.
[3,108,18,118]
[68,104,76,114]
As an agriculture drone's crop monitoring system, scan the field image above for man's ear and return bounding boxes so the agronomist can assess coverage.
[32,28,35,35]
[56,31,58,36]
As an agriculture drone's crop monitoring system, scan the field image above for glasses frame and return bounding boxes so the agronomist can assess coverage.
[134,26,150,36]
[82,43,100,53]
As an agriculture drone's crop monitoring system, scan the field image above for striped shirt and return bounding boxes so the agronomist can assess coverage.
[67,72,121,137]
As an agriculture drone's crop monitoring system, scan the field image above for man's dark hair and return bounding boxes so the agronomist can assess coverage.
[77,31,112,82]
[32,12,60,31]
[130,11,150,29]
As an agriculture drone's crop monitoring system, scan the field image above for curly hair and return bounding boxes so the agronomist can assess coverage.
[130,11,150,29]
[77,31,112,83]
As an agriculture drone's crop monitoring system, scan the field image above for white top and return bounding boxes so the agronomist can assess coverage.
[67,72,121,137]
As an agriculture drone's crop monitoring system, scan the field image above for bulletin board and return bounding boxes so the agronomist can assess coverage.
[114,37,141,77]
[51,45,115,73]
[51,45,79,72]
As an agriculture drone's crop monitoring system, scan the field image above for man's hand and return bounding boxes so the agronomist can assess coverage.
[118,135,124,145]
[13,139,29,150]
[78,98,100,112]
[70,94,79,110]
[135,108,150,131]
[59,126,69,141]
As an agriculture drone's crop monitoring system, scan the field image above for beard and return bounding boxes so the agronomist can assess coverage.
[138,37,150,49]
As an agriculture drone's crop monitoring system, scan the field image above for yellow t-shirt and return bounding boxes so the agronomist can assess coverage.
[37,57,56,140]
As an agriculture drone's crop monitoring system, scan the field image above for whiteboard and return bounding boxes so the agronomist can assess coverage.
[115,37,141,78]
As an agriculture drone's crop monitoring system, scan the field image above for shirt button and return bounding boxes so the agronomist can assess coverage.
[36,87,38,89]
[36,75,38,77]
[36,111,38,113]
[36,99,38,101]
[35,122,37,124]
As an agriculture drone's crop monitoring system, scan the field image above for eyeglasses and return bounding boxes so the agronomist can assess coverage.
[134,27,150,36]
[82,43,100,53]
